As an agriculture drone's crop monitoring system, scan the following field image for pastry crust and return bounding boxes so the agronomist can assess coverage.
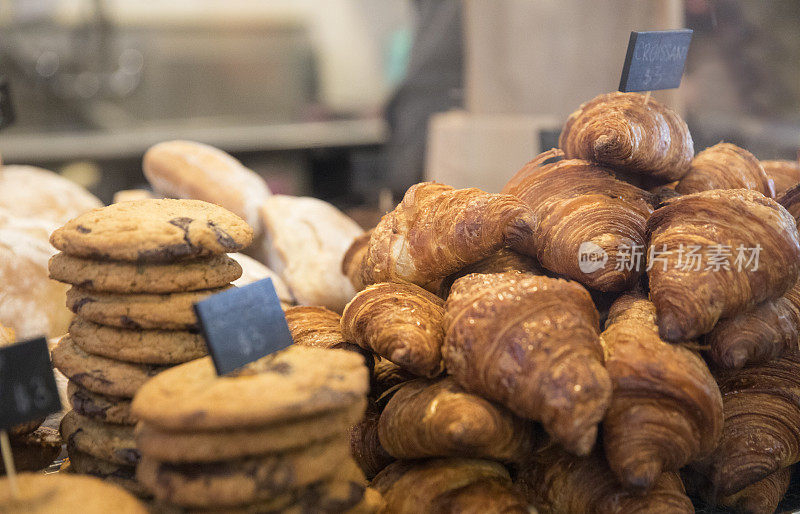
[676,143,775,197]
[559,92,693,182]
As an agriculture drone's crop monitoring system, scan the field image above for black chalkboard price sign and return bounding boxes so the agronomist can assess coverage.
[0,337,61,431]
[194,278,294,376]
[0,75,15,130]
[619,29,693,92]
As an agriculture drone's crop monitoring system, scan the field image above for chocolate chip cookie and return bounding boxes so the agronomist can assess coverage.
[52,336,166,398]
[66,286,229,330]
[132,346,369,431]
[60,410,139,466]
[68,381,136,425]
[50,199,253,261]
[136,438,349,508]
[69,318,207,365]
[49,253,242,293]
[135,399,365,462]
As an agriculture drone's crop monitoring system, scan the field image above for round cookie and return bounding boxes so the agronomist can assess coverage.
[132,346,369,431]
[0,472,147,514]
[0,427,62,474]
[69,318,207,365]
[52,337,166,398]
[67,446,149,498]
[61,411,140,466]
[66,286,229,330]
[136,438,349,508]
[50,199,253,262]
[49,253,242,293]
[68,381,137,425]
[135,399,366,462]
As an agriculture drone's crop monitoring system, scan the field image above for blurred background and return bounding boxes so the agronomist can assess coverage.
[0,0,798,219]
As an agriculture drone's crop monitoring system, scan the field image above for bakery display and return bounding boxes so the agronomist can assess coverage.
[49,198,251,497]
[676,143,775,197]
[503,148,655,291]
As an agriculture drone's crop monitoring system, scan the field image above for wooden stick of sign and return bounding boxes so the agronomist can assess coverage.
[643,91,652,106]
[0,430,20,498]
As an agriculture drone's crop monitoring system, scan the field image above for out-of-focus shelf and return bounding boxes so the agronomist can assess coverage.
[0,118,387,162]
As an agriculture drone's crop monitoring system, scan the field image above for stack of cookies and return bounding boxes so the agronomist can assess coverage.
[131,345,373,512]
[48,199,253,497]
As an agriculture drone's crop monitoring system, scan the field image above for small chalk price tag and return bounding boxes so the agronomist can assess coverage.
[0,338,61,431]
[194,279,294,376]
[0,76,15,130]
[619,29,693,93]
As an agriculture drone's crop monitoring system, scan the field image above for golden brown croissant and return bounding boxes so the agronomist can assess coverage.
[443,272,611,456]
[718,467,791,514]
[342,230,372,292]
[371,458,528,514]
[600,292,723,490]
[515,447,694,514]
[358,182,537,290]
[284,305,368,362]
[349,400,395,480]
[503,149,654,291]
[371,359,416,399]
[377,377,540,463]
[693,351,800,497]
[779,183,800,223]
[342,282,445,378]
[676,143,775,197]
[706,280,800,369]
[647,189,800,342]
[559,92,693,182]
[439,248,541,298]
[763,160,800,197]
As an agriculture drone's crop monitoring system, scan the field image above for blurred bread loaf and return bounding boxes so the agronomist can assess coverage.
[229,252,294,307]
[143,141,271,233]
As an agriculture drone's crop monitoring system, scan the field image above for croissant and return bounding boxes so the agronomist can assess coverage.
[371,458,529,514]
[718,468,791,514]
[439,248,541,298]
[676,143,775,197]
[779,183,800,222]
[763,159,800,197]
[559,92,693,182]
[284,305,369,364]
[600,292,723,490]
[706,280,800,369]
[503,149,654,291]
[693,351,800,497]
[371,359,416,400]
[515,447,694,514]
[349,400,395,480]
[378,377,540,463]
[443,272,610,456]
[342,230,372,291]
[647,189,800,342]
[342,282,445,378]
[358,182,537,290]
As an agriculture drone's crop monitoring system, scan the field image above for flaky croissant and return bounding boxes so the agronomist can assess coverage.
[706,280,800,369]
[439,248,541,298]
[342,282,445,378]
[600,292,723,490]
[676,143,775,197]
[357,182,536,290]
[515,447,694,514]
[285,305,367,361]
[349,400,395,480]
[779,183,800,223]
[443,272,611,456]
[342,230,372,292]
[371,359,416,400]
[378,377,540,463]
[372,458,528,514]
[647,189,800,342]
[559,92,693,182]
[503,149,654,291]
[718,468,791,514]
[763,160,800,197]
[693,351,800,497]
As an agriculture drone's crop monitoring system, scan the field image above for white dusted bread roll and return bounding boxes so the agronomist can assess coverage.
[0,208,71,340]
[0,165,102,226]
[142,141,271,234]
[260,196,363,312]
[228,252,294,308]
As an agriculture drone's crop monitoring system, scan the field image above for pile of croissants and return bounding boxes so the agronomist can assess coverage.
[289,91,800,514]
